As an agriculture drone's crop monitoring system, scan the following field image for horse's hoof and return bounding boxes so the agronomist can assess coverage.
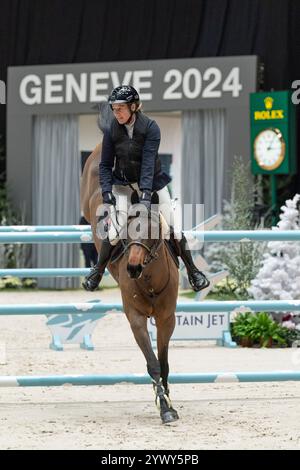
[161,409,179,424]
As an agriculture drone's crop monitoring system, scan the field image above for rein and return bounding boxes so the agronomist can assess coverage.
[134,242,171,299]
[109,207,171,298]
[125,237,164,267]
[125,213,171,298]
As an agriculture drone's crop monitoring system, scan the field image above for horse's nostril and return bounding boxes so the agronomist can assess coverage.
[127,263,143,278]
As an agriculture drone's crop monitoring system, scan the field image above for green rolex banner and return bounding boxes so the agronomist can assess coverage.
[250,90,296,175]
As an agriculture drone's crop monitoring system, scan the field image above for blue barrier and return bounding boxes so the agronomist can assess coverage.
[0,268,91,278]
[0,232,93,243]
[0,300,298,315]
[0,229,300,243]
[0,225,91,232]
[1,370,300,387]
[0,224,298,385]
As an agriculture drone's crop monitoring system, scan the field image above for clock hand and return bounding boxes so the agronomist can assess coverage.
[267,135,277,150]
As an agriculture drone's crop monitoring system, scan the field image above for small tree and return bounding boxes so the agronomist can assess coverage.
[206,156,264,298]
[249,194,300,301]
[0,183,29,268]
[0,136,29,268]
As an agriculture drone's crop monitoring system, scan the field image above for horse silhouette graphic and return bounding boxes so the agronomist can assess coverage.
[45,301,106,350]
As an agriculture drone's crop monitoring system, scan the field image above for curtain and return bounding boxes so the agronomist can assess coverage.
[32,115,80,288]
[181,109,226,220]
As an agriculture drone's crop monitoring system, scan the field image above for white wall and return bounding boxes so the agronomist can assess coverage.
[78,112,182,202]
[79,114,102,151]
[148,112,182,203]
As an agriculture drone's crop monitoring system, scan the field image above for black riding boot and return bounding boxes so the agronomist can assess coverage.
[82,238,114,291]
[170,230,210,292]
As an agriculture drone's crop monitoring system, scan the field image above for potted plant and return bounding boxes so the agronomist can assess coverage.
[231,311,287,347]
[231,312,254,347]
[246,312,286,347]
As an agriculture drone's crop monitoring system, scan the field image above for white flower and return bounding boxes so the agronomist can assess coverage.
[282,320,296,330]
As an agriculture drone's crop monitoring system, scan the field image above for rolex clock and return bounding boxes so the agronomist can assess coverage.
[250,91,296,175]
[253,128,285,171]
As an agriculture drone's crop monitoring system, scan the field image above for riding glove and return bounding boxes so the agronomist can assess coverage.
[102,191,116,206]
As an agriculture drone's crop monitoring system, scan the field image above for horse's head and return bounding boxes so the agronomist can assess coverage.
[125,191,161,279]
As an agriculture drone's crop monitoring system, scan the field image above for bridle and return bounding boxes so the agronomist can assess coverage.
[126,214,171,299]
[124,211,163,267]
[125,237,164,267]
[109,209,170,298]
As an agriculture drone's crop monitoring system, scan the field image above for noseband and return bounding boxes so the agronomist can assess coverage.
[125,212,163,266]
[125,238,163,266]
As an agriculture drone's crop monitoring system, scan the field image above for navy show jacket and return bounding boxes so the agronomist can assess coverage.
[99,113,171,194]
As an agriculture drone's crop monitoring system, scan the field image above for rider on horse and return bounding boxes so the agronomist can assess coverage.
[82,85,210,292]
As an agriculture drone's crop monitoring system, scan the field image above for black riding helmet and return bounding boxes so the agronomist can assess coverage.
[108,85,140,108]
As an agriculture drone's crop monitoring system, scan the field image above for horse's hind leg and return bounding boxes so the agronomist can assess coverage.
[156,314,179,422]
[128,311,177,424]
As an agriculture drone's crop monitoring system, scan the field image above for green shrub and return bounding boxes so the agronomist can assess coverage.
[248,312,286,347]
[279,327,300,347]
[231,311,287,347]
[0,182,28,269]
[231,311,254,339]
[22,278,37,288]
[211,277,240,298]
[0,276,37,289]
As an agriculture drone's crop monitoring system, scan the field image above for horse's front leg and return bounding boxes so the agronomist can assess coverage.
[156,314,179,423]
[127,310,177,424]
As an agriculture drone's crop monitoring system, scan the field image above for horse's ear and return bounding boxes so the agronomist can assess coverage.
[151,191,159,205]
[131,190,140,205]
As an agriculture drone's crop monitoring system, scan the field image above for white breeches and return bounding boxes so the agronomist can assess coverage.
[105,184,174,245]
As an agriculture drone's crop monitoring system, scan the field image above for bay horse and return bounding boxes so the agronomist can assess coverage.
[81,146,179,424]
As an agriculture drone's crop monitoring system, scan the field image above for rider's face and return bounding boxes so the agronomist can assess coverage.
[112,103,132,124]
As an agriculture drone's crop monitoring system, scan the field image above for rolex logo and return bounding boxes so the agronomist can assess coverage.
[264,96,274,110]
[254,95,284,120]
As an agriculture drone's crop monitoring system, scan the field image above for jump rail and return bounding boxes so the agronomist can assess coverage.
[0,268,91,277]
[0,224,298,387]
[0,218,215,233]
[0,300,299,315]
[0,230,300,243]
[1,371,300,387]
[0,225,91,232]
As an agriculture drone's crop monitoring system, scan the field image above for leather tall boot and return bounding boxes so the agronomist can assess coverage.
[170,229,210,292]
[82,238,114,291]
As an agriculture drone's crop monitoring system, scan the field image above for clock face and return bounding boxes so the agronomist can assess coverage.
[254,128,285,170]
